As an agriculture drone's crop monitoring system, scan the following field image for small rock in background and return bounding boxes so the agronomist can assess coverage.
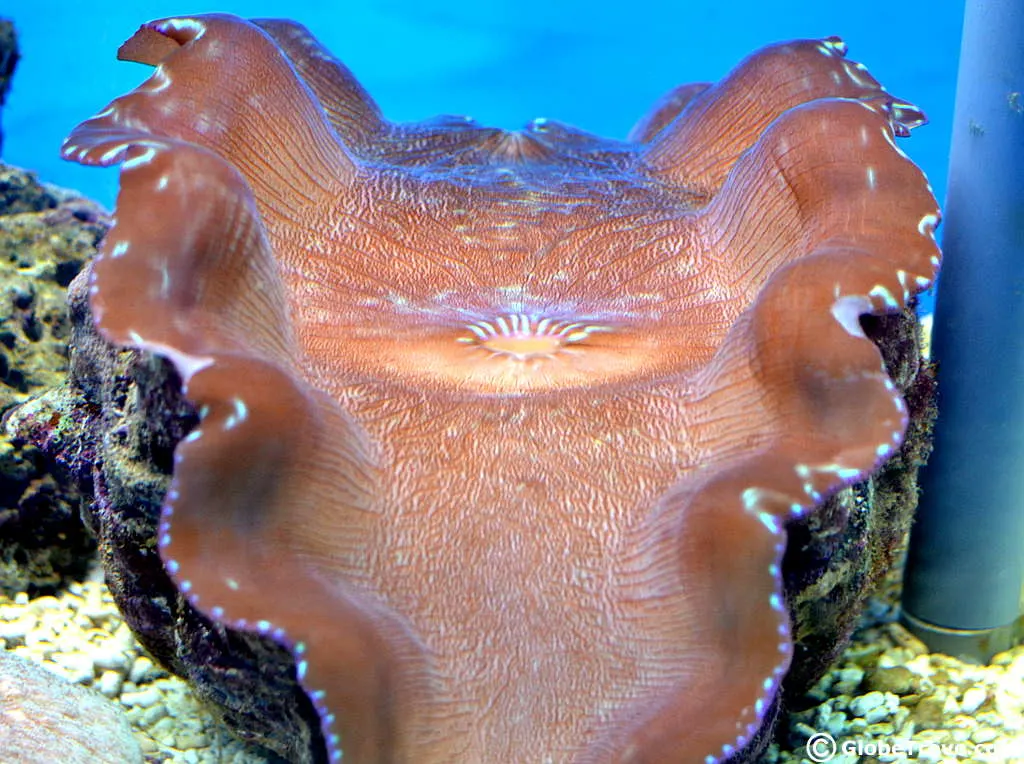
[1,572,277,762]
[0,648,142,763]
[0,27,109,603]
[867,664,915,695]
[0,18,17,155]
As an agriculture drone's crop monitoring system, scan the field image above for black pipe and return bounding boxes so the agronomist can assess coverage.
[901,0,1024,662]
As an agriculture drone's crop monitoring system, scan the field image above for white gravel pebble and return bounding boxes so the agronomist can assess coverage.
[0,616,35,640]
[832,665,865,695]
[961,685,988,714]
[849,690,886,717]
[862,693,898,725]
[972,726,999,744]
[94,647,131,673]
[98,668,125,697]
[128,654,164,684]
[121,685,165,708]
[50,649,96,684]
[140,702,170,727]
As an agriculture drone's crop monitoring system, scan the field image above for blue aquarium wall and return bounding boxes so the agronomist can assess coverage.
[4,0,962,217]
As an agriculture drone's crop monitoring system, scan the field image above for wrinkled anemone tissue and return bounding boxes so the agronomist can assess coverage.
[62,15,939,764]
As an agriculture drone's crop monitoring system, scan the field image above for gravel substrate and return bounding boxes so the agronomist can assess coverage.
[765,554,1024,764]
[766,620,1024,763]
[1,558,1021,763]
[0,565,272,763]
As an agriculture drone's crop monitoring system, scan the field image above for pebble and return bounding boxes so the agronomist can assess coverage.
[864,720,894,736]
[960,685,987,714]
[868,665,915,694]
[177,729,211,749]
[98,669,124,697]
[994,689,1024,725]
[821,710,848,737]
[791,720,816,740]
[0,618,36,641]
[832,665,865,695]
[93,644,132,672]
[28,595,62,614]
[976,710,1005,728]
[128,654,163,684]
[913,694,947,729]
[863,699,897,725]
[121,685,165,708]
[140,702,170,727]
[849,690,886,717]
[150,714,178,744]
[915,728,953,744]
[971,726,999,744]
[50,649,97,684]
[80,588,114,622]
[138,735,159,754]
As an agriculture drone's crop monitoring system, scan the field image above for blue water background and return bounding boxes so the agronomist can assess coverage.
[3,1,964,312]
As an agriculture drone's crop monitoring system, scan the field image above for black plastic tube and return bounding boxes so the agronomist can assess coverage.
[901,0,1024,662]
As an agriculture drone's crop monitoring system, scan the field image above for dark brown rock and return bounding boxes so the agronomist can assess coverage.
[866,665,916,696]
[911,693,948,729]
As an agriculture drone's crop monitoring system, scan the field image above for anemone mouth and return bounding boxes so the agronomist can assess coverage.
[423,310,641,394]
[336,308,677,395]
[457,313,613,361]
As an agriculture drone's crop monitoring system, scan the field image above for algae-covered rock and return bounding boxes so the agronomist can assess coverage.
[0,165,106,595]
[0,164,58,216]
[0,169,105,407]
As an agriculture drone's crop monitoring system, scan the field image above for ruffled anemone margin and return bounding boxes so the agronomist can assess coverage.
[63,16,939,764]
